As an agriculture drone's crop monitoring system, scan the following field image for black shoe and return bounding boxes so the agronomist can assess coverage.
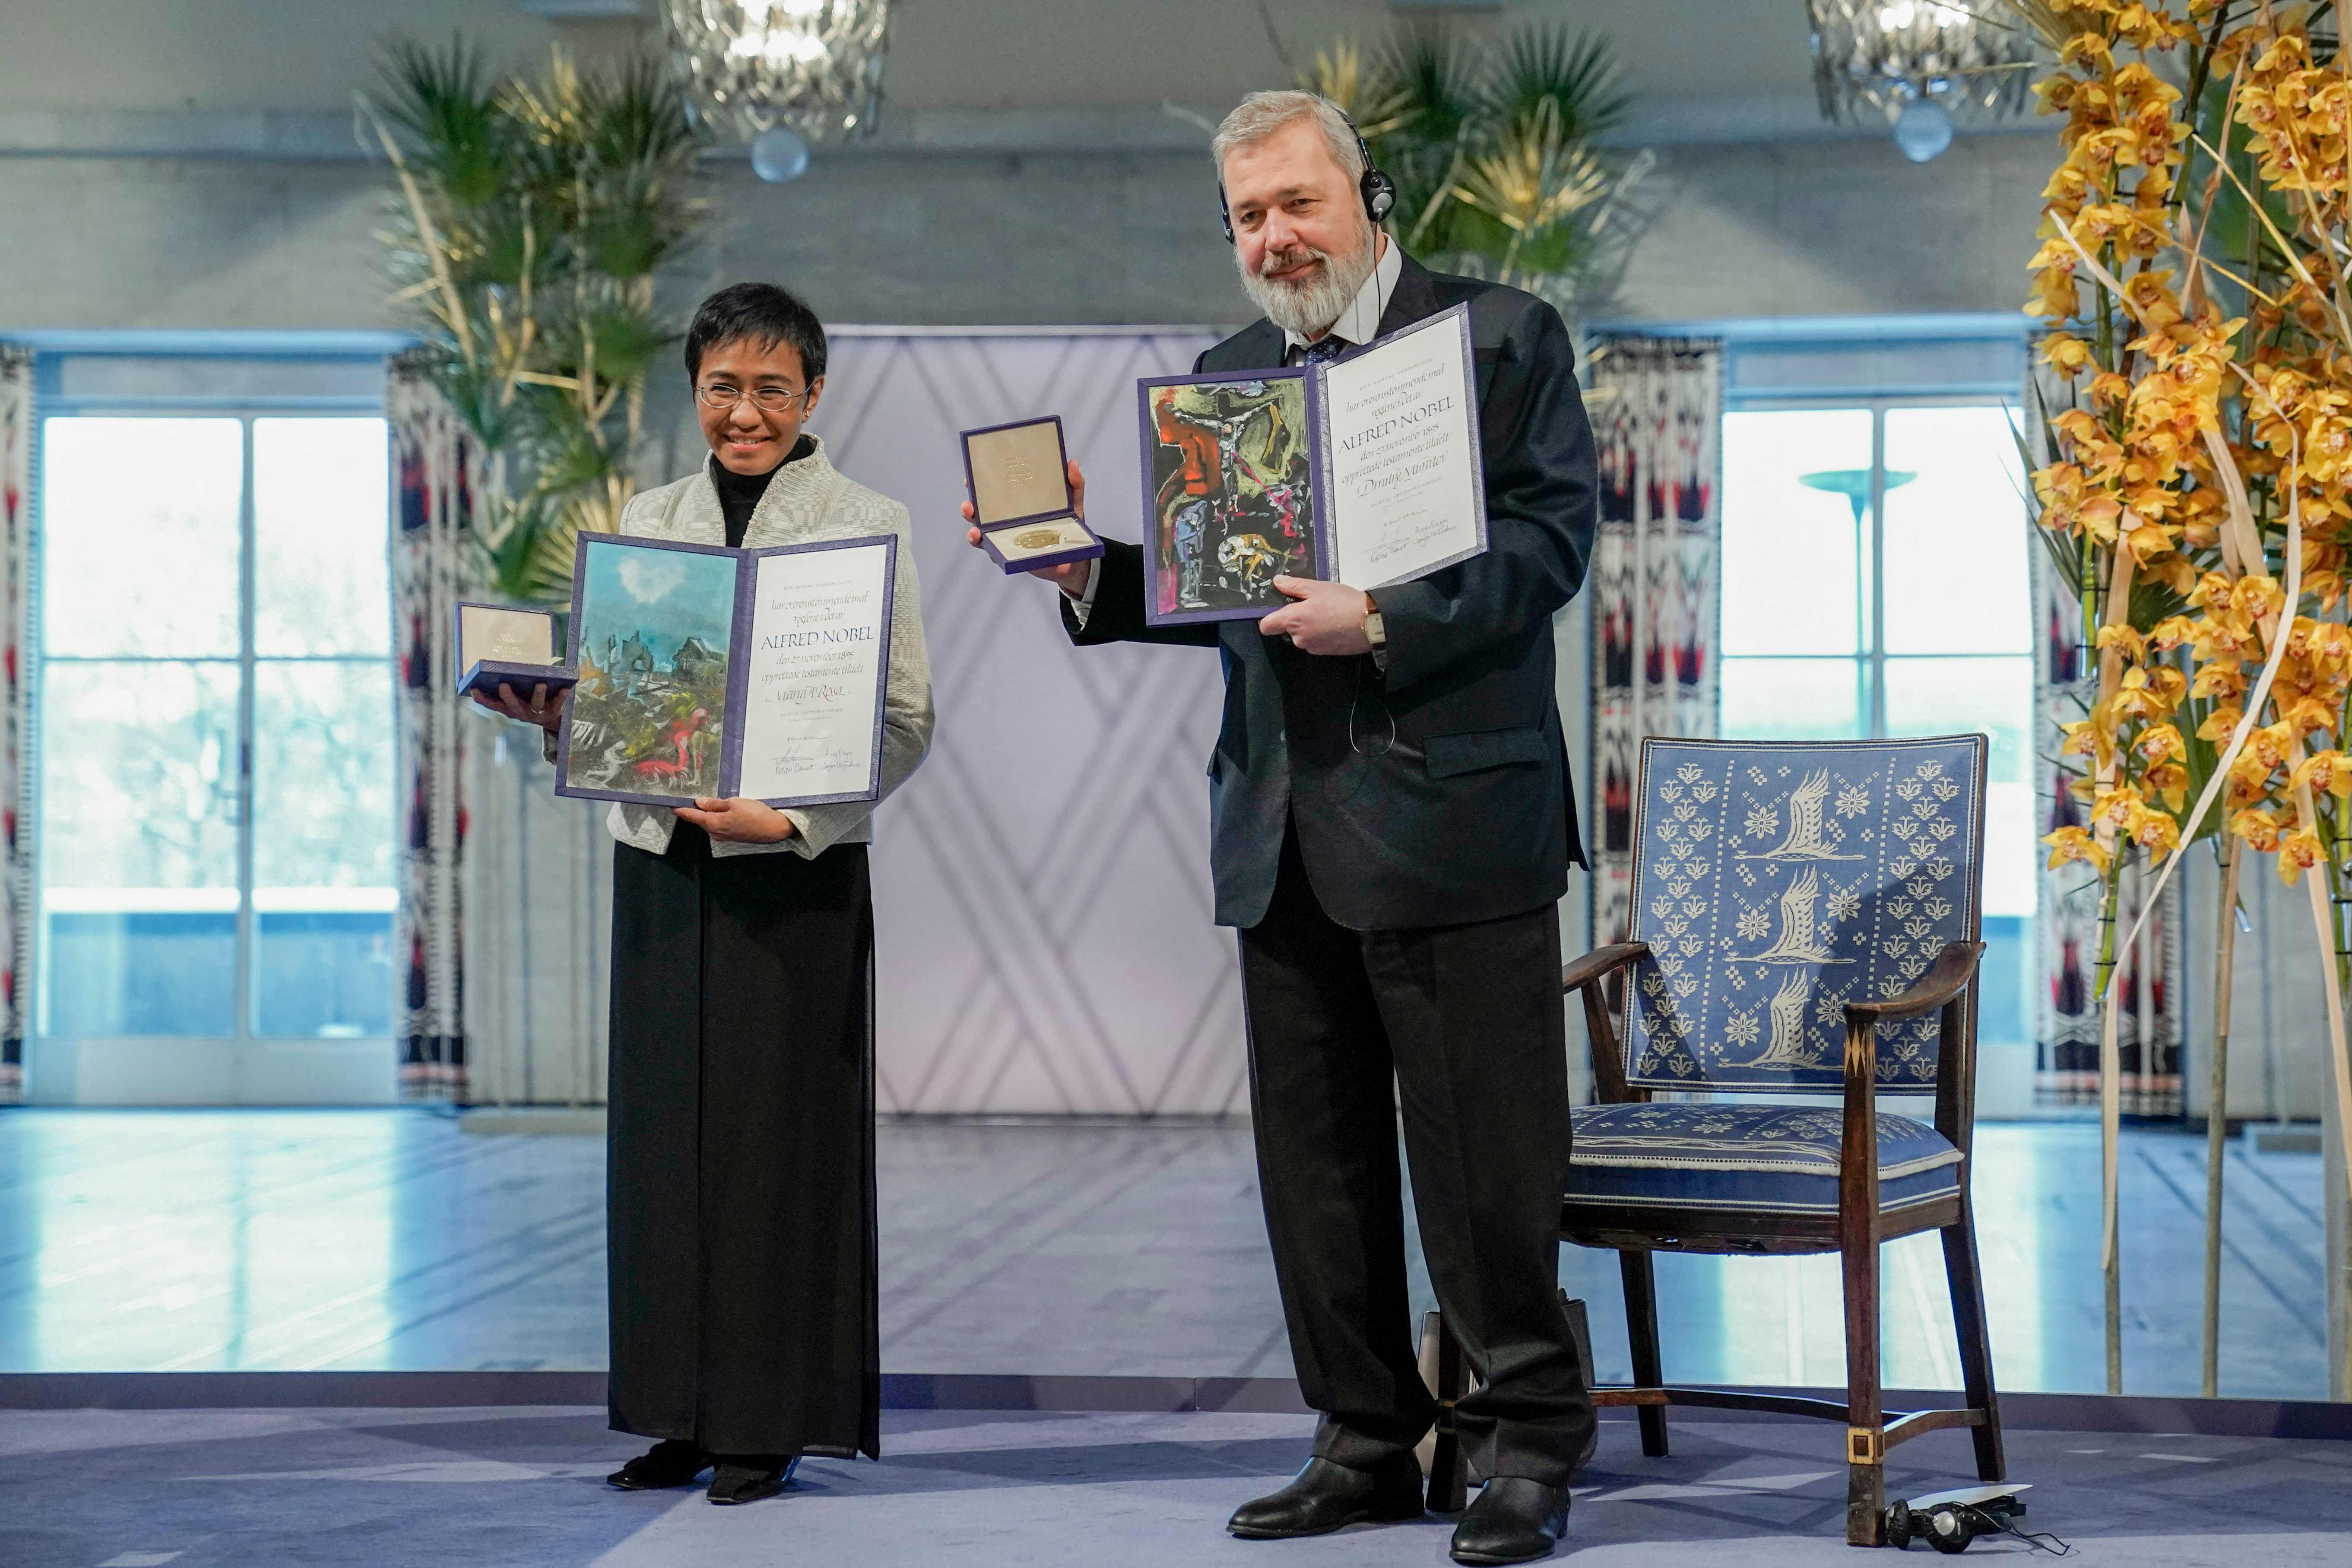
[1449,1477,1571,1565]
[1227,1455,1425,1539]
[607,1439,711,1491]
[707,1454,798,1505]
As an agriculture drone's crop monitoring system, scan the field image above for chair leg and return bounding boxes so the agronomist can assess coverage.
[1618,1249,1669,1458]
[1941,1210,2006,1483]
[1842,1235,1885,1548]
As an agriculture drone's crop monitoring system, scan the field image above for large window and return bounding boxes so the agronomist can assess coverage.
[1718,400,2035,1045]
[38,414,396,1046]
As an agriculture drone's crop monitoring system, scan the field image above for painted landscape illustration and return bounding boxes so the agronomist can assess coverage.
[564,541,737,801]
[1146,377,1318,618]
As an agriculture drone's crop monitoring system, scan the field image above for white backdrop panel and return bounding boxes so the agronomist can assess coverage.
[819,329,1242,1115]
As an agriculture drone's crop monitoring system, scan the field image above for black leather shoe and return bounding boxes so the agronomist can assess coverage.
[1227,1456,1425,1539]
[608,1439,711,1491]
[1449,1477,1571,1565]
[707,1454,798,1505]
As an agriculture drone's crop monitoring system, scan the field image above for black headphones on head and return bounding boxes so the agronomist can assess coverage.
[1218,108,1397,244]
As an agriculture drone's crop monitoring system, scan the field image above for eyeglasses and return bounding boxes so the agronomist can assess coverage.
[696,383,813,413]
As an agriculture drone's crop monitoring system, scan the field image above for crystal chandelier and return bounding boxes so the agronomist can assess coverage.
[664,0,892,181]
[1806,0,2035,163]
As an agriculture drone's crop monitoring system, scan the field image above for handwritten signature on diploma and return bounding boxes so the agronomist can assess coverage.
[767,737,862,776]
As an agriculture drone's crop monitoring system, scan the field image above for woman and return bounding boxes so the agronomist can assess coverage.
[479,282,932,1505]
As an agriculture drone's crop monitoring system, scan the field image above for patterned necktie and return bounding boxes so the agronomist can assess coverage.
[1299,335,1350,367]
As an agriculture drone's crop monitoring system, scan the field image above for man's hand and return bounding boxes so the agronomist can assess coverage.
[472,681,567,733]
[1258,577,1374,656]
[964,459,1093,599]
[675,797,798,844]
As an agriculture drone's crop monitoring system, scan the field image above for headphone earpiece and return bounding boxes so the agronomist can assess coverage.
[1217,111,1394,245]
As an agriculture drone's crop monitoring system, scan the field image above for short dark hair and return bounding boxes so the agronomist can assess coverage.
[683,282,827,384]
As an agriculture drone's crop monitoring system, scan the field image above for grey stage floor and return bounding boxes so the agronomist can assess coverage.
[0,1109,2331,1398]
[6,1404,2349,1567]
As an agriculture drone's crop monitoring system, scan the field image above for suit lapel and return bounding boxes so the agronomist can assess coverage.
[1227,320,1288,372]
[1376,252,1441,340]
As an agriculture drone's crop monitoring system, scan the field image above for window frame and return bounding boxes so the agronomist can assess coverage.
[26,352,396,1092]
[1719,391,2027,743]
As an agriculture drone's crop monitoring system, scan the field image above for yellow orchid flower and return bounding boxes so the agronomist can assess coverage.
[2232,807,2285,852]
[2279,827,2326,886]
[2293,750,2352,798]
[2044,825,2113,875]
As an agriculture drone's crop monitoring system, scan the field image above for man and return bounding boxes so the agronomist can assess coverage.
[966,91,1596,1566]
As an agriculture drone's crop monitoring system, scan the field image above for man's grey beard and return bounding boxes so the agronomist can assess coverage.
[1238,226,1379,337]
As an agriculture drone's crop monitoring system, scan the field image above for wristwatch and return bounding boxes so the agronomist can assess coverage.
[1363,608,1388,670]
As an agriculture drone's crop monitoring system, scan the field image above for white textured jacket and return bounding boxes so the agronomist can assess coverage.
[590,437,934,861]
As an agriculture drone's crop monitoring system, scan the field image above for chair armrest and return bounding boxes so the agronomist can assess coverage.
[1560,942,1651,994]
[1842,942,1983,1025]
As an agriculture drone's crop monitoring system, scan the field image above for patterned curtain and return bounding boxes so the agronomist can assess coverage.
[0,348,30,1104]
[1587,336,1724,950]
[390,357,474,1100]
[2030,532,2184,1112]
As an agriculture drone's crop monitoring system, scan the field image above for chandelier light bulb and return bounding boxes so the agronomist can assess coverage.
[751,126,812,182]
[1893,97,1954,161]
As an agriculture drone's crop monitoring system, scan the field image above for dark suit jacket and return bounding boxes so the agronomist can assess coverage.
[1068,253,1596,931]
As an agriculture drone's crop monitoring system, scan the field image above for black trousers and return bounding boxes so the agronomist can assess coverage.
[605,829,880,1460]
[1238,827,1594,1485]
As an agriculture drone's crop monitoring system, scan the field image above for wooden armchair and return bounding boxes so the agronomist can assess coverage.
[1430,736,2004,1546]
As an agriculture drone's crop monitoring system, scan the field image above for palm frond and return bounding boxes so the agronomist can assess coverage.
[373,36,513,209]
[1476,24,1630,145]
[1299,38,1416,142]
[372,36,706,604]
[1379,24,1480,150]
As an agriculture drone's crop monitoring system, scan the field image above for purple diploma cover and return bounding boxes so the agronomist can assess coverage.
[1135,304,1488,626]
[553,532,898,811]
[959,414,1106,574]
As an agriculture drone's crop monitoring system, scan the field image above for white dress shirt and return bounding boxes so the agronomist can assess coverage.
[1071,233,1399,618]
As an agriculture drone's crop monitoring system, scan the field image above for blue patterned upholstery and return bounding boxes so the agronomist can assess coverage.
[1622,736,1987,1094]
[1566,1102,1962,1217]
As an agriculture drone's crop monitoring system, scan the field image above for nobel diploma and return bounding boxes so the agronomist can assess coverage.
[735,541,895,804]
[1316,307,1486,591]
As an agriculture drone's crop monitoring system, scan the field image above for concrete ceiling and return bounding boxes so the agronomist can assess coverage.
[2,0,1821,117]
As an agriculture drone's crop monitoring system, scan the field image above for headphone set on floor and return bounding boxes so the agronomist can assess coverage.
[1217,111,1395,244]
[1884,1485,2070,1555]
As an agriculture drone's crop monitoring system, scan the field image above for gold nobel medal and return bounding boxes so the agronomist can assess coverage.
[1015,528,1062,550]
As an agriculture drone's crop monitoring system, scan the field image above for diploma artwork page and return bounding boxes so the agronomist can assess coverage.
[555,533,896,810]
[1134,304,1486,627]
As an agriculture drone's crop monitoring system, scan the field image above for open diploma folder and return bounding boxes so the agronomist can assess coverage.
[1135,303,1487,627]
[554,531,898,811]
[453,603,577,699]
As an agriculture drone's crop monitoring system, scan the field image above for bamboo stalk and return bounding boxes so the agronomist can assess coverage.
[2094,538,2136,1396]
[2203,836,2243,1399]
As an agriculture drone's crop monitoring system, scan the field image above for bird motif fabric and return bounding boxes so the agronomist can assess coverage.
[1622,736,1985,1092]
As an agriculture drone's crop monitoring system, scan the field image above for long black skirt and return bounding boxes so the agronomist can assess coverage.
[606,827,879,1459]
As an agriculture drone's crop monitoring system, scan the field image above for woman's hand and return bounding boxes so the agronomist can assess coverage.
[964,459,1094,599]
[675,797,799,844]
[473,681,567,733]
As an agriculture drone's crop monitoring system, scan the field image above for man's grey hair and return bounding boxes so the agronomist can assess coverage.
[1211,90,1365,182]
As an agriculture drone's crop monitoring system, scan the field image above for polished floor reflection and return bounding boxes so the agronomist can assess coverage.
[0,1110,2327,1397]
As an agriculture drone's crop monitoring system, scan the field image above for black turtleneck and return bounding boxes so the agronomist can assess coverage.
[709,435,815,547]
